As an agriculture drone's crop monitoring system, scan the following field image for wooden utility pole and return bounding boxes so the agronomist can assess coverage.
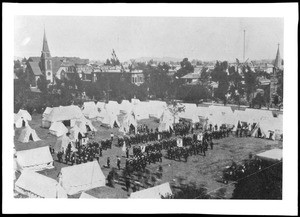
[243,30,246,62]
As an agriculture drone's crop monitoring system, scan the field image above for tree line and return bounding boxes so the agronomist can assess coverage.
[14,57,283,114]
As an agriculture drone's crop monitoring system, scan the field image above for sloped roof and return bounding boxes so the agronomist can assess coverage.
[15,170,67,198]
[16,146,53,170]
[130,182,173,199]
[181,72,201,79]
[52,59,63,74]
[60,161,106,195]
[28,62,43,76]
[28,57,41,62]
[256,149,282,161]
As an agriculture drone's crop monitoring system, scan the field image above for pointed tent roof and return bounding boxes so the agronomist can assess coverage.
[274,44,282,69]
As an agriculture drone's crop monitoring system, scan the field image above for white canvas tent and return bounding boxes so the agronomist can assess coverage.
[49,121,68,137]
[79,192,97,199]
[179,103,200,123]
[17,109,32,121]
[14,113,28,128]
[131,98,140,105]
[18,126,41,143]
[106,101,120,115]
[208,105,234,116]
[43,105,84,128]
[119,112,138,134]
[75,116,97,132]
[99,108,120,128]
[69,124,86,141]
[245,108,273,122]
[96,101,106,111]
[82,101,100,119]
[59,161,106,195]
[195,106,211,119]
[158,110,176,132]
[42,107,53,118]
[16,146,54,171]
[251,117,282,140]
[130,182,173,199]
[256,149,282,161]
[132,102,150,120]
[15,170,67,198]
[54,135,76,153]
[148,100,167,119]
[119,100,133,114]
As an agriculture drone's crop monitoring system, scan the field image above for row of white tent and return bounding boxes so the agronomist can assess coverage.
[15,145,173,199]
[14,147,106,198]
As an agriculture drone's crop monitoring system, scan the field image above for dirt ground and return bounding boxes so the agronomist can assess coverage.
[14,113,282,199]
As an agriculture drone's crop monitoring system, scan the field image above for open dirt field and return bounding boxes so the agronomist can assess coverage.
[14,113,282,199]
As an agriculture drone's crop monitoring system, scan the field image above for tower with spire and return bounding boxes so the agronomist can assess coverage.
[270,43,282,104]
[40,28,53,83]
[273,43,283,75]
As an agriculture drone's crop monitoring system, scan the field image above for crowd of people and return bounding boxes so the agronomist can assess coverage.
[55,137,113,165]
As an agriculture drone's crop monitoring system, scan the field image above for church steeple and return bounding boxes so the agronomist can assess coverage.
[41,28,51,58]
[40,27,53,83]
[274,43,282,70]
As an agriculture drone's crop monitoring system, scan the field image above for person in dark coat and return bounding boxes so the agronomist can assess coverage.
[117,156,121,170]
[125,177,131,192]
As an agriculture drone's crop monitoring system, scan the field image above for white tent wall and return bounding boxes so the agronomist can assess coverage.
[42,107,53,118]
[69,125,85,142]
[208,105,234,116]
[105,101,120,116]
[129,182,173,199]
[59,161,106,195]
[49,122,68,137]
[15,170,67,198]
[251,117,282,140]
[245,108,274,122]
[132,102,150,120]
[82,101,100,119]
[195,106,210,119]
[54,135,76,153]
[256,149,282,161]
[119,112,137,134]
[148,100,167,119]
[79,192,97,199]
[14,113,29,128]
[119,100,133,114]
[16,146,54,171]
[100,109,120,128]
[18,126,41,143]
[131,98,140,105]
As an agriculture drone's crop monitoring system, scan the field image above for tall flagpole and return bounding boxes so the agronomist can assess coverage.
[243,30,246,62]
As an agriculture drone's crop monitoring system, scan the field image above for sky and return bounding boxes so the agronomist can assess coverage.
[14,16,283,62]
